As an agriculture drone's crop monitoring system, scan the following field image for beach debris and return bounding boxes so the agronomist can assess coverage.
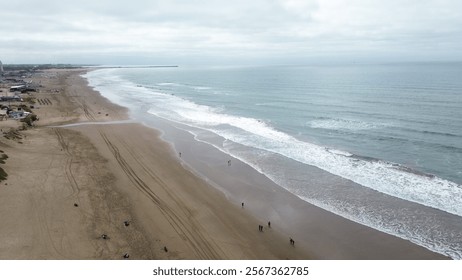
[105,113,109,116]
[123,253,130,259]
[123,220,130,227]
[163,246,168,252]
[73,203,79,207]
[101,234,109,240]
[3,129,23,141]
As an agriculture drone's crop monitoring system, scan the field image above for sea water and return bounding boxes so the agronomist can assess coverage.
[84,63,462,259]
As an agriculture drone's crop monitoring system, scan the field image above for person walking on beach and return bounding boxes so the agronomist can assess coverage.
[268,221,271,228]
[228,160,231,166]
[290,238,295,246]
[242,202,244,208]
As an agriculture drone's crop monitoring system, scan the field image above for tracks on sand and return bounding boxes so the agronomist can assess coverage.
[53,128,80,199]
[73,98,96,121]
[64,91,225,258]
[99,131,226,259]
[81,101,96,122]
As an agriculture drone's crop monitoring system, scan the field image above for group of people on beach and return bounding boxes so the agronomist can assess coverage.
[178,152,297,249]
[243,201,295,247]
[94,214,146,259]
[258,221,271,232]
[290,238,295,246]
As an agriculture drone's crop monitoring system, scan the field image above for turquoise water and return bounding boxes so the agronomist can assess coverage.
[84,63,462,259]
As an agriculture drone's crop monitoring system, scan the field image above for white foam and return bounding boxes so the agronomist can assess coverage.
[84,69,462,259]
[192,86,212,90]
[326,148,353,157]
[157,82,178,86]
[309,118,386,131]
[146,91,462,218]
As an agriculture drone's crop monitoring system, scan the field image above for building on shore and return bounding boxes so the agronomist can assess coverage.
[0,60,3,74]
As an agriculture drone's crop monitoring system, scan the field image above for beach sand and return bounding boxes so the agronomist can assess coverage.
[0,69,448,259]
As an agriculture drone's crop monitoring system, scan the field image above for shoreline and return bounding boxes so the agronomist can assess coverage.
[85,68,449,259]
[131,112,451,259]
[0,68,448,259]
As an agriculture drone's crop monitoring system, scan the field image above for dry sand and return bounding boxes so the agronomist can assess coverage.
[0,69,447,259]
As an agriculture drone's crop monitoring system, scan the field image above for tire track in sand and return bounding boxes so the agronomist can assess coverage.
[53,128,80,199]
[99,130,224,259]
[79,100,96,121]
[116,136,228,257]
[53,127,124,257]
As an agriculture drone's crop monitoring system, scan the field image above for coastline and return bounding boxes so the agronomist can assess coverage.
[134,114,451,259]
[0,68,448,259]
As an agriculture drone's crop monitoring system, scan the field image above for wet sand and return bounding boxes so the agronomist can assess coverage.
[0,69,447,259]
[142,117,450,259]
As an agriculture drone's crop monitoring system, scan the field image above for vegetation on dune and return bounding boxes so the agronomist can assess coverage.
[0,150,7,181]
[22,97,36,104]
[20,114,38,126]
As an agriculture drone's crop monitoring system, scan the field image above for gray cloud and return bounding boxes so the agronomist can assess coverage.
[0,0,461,65]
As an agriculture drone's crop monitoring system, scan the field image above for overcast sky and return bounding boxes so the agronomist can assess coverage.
[1,0,461,65]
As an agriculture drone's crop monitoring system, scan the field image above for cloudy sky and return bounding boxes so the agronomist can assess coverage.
[1,0,461,65]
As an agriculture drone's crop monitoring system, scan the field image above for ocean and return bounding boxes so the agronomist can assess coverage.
[84,63,462,259]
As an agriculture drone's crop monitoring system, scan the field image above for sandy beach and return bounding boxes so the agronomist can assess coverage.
[0,69,448,259]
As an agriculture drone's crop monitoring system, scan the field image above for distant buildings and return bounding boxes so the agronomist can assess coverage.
[0,95,22,102]
[0,60,3,74]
